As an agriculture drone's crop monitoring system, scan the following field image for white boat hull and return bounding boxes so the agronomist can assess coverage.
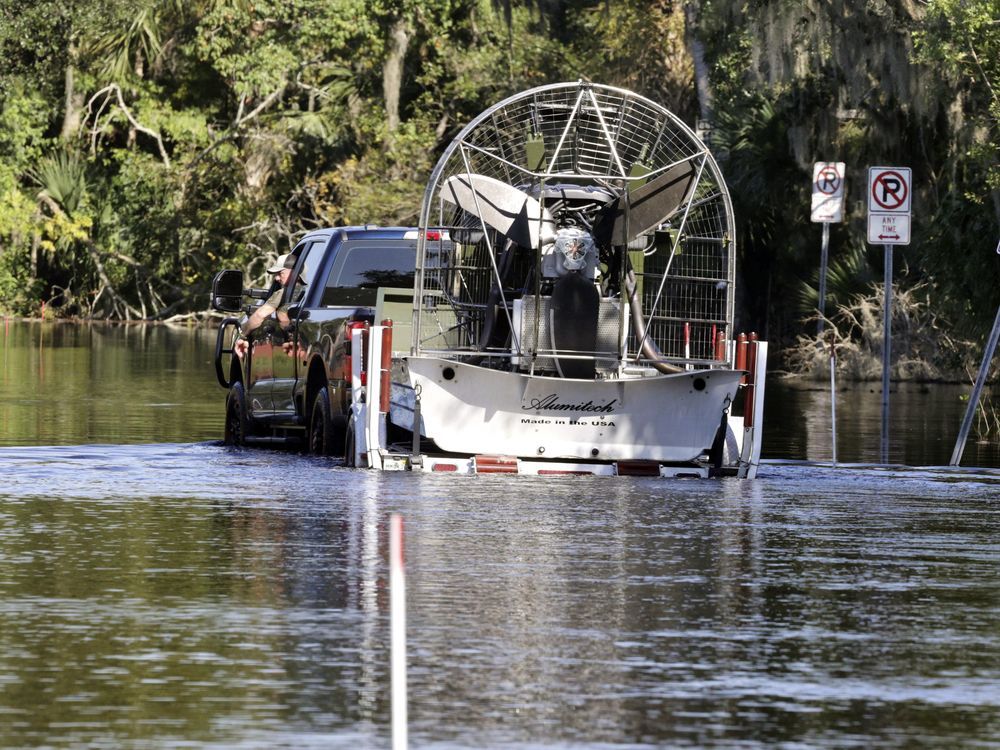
[398,357,742,463]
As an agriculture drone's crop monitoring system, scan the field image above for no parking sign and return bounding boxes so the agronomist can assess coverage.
[811,162,846,223]
[867,166,911,245]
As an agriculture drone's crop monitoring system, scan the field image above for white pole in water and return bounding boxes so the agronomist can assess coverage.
[881,244,892,464]
[390,513,408,750]
[829,333,837,466]
[950,304,1000,466]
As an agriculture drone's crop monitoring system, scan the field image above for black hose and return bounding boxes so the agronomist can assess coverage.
[624,267,684,374]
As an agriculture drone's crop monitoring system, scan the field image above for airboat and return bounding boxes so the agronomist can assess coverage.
[350,82,767,477]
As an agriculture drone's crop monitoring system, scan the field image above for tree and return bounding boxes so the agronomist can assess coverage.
[914,0,999,215]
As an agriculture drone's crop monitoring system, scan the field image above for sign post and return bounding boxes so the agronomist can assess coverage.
[867,166,912,464]
[811,162,846,335]
[950,304,1000,466]
[812,162,845,465]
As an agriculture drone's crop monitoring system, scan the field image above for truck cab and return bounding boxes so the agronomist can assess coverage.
[210,226,445,455]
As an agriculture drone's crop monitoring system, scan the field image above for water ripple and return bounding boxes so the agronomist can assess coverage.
[0,448,999,748]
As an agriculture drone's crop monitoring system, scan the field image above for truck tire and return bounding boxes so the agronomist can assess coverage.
[224,382,250,446]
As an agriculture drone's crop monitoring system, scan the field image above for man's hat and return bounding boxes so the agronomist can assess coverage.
[266,253,296,273]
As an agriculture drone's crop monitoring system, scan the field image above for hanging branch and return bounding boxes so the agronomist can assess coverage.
[86,84,171,167]
[36,137,184,319]
[234,82,288,128]
[107,249,187,296]
[85,240,142,319]
[188,79,289,170]
[966,42,999,117]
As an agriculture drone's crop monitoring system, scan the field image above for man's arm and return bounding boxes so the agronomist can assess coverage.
[240,301,276,337]
[234,287,282,358]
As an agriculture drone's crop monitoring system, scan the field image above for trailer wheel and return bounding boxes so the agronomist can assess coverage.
[343,414,357,467]
[309,389,346,456]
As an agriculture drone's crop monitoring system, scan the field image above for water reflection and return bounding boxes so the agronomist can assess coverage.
[0,320,222,446]
[3,445,998,748]
[3,320,999,468]
[0,446,391,747]
[764,380,1000,468]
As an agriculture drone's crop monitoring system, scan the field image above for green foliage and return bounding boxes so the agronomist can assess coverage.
[0,240,43,315]
[914,0,999,193]
[318,120,437,226]
[30,150,88,215]
[0,163,44,314]
[0,87,50,168]
[0,0,995,335]
[696,0,1000,351]
[796,239,878,315]
[577,0,694,114]
[195,0,375,100]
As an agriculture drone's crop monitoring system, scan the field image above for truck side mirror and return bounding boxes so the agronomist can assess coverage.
[211,270,245,312]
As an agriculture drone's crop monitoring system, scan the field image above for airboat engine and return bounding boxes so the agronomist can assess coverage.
[519,186,624,378]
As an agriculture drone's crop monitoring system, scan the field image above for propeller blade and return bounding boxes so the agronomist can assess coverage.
[594,160,698,246]
[441,174,556,249]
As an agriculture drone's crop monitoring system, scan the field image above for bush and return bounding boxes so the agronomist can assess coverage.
[784,282,978,382]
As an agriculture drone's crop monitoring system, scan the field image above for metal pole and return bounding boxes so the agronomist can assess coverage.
[829,333,837,466]
[818,221,830,336]
[950,304,1000,466]
[881,244,892,464]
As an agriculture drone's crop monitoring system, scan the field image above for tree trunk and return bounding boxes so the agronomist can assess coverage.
[30,232,39,279]
[683,4,713,123]
[60,42,84,140]
[383,16,412,135]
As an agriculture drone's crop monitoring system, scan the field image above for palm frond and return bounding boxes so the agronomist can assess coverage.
[29,150,88,215]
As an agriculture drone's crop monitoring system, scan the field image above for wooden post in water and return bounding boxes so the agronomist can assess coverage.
[950,305,1000,466]
[390,514,408,750]
[881,245,892,464]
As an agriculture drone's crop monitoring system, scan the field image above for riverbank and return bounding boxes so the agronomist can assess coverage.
[5,311,225,327]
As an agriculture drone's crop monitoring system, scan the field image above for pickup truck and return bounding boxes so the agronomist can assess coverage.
[210,226,446,457]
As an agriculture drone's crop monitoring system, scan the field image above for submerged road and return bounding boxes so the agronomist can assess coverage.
[1,444,998,748]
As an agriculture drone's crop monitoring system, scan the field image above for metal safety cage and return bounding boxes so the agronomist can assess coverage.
[413,82,736,371]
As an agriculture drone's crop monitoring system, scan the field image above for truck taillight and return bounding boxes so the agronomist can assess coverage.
[425,230,441,241]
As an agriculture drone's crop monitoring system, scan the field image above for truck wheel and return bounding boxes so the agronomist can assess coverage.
[224,381,249,446]
[309,389,346,456]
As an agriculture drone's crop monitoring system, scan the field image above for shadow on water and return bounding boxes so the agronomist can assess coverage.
[1,321,1000,747]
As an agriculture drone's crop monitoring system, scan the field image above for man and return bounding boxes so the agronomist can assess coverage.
[233,253,297,359]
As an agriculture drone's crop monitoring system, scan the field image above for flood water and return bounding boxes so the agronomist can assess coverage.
[2,320,999,748]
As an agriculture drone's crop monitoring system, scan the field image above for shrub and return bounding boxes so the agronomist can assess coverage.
[783,282,978,382]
